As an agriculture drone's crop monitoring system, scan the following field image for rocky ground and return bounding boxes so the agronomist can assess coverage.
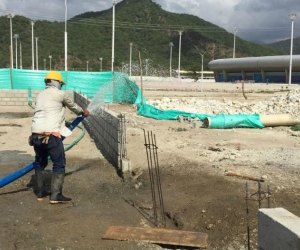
[1,82,300,250]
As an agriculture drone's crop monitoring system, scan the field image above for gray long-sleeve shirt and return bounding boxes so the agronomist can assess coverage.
[31,86,83,136]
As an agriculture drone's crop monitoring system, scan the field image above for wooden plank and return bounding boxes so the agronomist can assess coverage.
[102,226,208,248]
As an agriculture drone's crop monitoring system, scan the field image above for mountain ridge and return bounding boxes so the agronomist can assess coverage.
[0,0,284,74]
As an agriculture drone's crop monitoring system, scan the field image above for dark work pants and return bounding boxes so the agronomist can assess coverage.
[32,134,66,173]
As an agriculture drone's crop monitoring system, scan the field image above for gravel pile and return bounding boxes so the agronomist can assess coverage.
[147,90,300,119]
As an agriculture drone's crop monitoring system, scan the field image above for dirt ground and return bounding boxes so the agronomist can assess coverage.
[1,83,300,250]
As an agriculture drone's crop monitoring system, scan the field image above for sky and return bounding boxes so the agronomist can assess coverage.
[0,0,299,44]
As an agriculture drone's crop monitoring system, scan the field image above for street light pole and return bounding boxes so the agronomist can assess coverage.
[86,61,89,72]
[130,42,133,77]
[99,57,102,71]
[289,14,297,85]
[65,0,68,71]
[199,52,207,92]
[49,55,52,70]
[31,21,35,70]
[111,0,116,72]
[35,37,39,70]
[7,13,14,68]
[145,59,149,76]
[169,42,173,77]
[233,26,237,58]
[13,34,19,69]
[178,31,183,80]
[20,42,22,69]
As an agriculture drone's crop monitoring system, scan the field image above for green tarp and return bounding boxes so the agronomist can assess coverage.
[0,69,264,129]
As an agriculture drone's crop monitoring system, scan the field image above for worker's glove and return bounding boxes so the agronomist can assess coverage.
[82,109,90,117]
[65,121,72,128]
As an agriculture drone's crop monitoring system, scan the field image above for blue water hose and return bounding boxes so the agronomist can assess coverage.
[0,116,86,188]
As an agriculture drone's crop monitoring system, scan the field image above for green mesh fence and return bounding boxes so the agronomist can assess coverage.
[0,69,264,129]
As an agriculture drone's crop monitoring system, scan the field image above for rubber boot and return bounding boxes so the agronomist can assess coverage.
[49,172,72,204]
[35,170,51,201]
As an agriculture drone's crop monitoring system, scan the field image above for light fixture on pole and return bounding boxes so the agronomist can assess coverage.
[199,51,207,92]
[43,59,46,70]
[64,0,68,71]
[99,57,102,72]
[13,34,19,69]
[129,42,133,77]
[31,21,35,70]
[288,14,297,85]
[49,55,52,70]
[178,31,183,80]
[86,61,89,72]
[233,26,237,58]
[169,42,174,77]
[111,0,116,72]
[145,59,149,76]
[7,13,14,68]
[35,37,39,70]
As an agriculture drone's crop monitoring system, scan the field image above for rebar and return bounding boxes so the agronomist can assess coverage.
[118,114,127,170]
[268,185,271,208]
[245,182,251,250]
[258,180,262,209]
[143,130,166,227]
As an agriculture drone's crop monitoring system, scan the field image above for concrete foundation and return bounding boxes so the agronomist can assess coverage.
[258,207,300,250]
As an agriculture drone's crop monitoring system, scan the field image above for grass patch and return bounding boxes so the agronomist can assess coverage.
[291,125,300,131]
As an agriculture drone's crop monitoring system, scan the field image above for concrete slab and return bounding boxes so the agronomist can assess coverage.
[258,207,300,250]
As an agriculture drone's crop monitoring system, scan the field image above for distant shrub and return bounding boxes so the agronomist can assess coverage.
[291,125,300,131]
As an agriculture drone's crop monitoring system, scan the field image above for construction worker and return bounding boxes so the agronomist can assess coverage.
[30,70,89,204]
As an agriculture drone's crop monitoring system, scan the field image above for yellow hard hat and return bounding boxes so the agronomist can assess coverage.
[45,71,65,85]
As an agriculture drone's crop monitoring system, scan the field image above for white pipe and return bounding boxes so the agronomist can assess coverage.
[260,114,300,127]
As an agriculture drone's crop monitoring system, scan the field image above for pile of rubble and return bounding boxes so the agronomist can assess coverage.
[147,89,300,119]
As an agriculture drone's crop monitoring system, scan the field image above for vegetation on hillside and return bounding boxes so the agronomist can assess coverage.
[0,0,283,75]
[267,37,300,55]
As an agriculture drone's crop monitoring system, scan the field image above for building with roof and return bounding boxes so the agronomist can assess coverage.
[208,55,300,84]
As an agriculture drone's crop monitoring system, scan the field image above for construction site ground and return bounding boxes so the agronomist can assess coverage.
[1,82,300,250]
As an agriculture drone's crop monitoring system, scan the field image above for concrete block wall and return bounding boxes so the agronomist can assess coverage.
[258,207,300,250]
[0,89,73,106]
[74,92,127,170]
[0,89,40,106]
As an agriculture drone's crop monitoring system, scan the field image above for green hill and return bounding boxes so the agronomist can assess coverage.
[267,36,300,55]
[0,0,283,75]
